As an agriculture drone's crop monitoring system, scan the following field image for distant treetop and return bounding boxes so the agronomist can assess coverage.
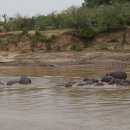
[83,0,130,7]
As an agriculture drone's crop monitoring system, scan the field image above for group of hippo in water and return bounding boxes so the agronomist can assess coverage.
[65,71,130,88]
[0,75,31,86]
[0,71,130,87]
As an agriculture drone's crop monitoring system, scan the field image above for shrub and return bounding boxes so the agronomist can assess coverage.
[33,30,55,42]
[45,34,55,42]
[34,30,46,42]
[8,34,21,43]
[79,27,96,39]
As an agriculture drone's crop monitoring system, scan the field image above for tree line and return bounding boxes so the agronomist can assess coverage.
[83,0,130,7]
[0,0,130,38]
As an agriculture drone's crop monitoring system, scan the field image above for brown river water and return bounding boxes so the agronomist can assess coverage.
[0,66,130,130]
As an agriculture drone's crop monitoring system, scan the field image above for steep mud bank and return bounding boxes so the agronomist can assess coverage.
[0,28,130,52]
[0,29,130,68]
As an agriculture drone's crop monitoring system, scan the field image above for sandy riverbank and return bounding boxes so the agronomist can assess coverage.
[0,50,130,71]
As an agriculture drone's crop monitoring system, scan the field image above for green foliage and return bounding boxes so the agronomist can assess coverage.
[83,0,111,7]
[100,4,126,30]
[71,43,83,51]
[4,15,35,31]
[83,0,130,7]
[0,1,130,42]
[8,34,21,43]
[78,27,96,39]
[35,15,49,30]
[33,30,54,42]
[34,30,45,42]
[30,29,54,51]
[73,2,130,39]
[45,35,55,42]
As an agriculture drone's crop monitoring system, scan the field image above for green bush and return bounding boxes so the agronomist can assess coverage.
[33,30,46,42]
[33,30,55,42]
[0,1,130,40]
[8,34,21,43]
[79,27,96,39]
[45,35,55,42]
[73,3,130,38]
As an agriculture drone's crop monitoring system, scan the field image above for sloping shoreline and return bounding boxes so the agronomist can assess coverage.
[0,50,130,71]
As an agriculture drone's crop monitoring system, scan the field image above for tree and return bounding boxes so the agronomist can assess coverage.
[83,0,111,7]
[2,14,7,23]
[83,0,130,7]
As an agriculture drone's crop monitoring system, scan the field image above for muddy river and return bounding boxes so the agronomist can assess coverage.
[0,66,130,130]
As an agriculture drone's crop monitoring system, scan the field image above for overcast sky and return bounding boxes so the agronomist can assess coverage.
[0,0,84,17]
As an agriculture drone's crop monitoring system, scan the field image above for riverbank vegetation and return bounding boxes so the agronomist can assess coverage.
[0,0,130,40]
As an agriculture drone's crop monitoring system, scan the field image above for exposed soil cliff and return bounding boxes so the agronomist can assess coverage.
[92,28,130,50]
[0,29,130,68]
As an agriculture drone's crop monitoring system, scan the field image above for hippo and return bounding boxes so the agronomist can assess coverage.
[19,75,31,84]
[106,71,127,80]
[126,80,130,84]
[65,81,76,88]
[101,76,114,83]
[6,75,31,86]
[83,78,99,84]
[95,82,104,86]
[108,78,117,85]
[7,80,19,86]
[115,79,125,86]
[119,80,130,86]
[77,83,86,86]
[0,82,4,85]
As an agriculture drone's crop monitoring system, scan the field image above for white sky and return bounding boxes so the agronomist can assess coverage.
[0,0,84,17]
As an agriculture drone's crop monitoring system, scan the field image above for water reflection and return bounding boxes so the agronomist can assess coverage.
[0,66,124,77]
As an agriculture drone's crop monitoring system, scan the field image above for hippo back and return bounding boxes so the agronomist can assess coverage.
[106,71,127,80]
[19,75,31,84]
